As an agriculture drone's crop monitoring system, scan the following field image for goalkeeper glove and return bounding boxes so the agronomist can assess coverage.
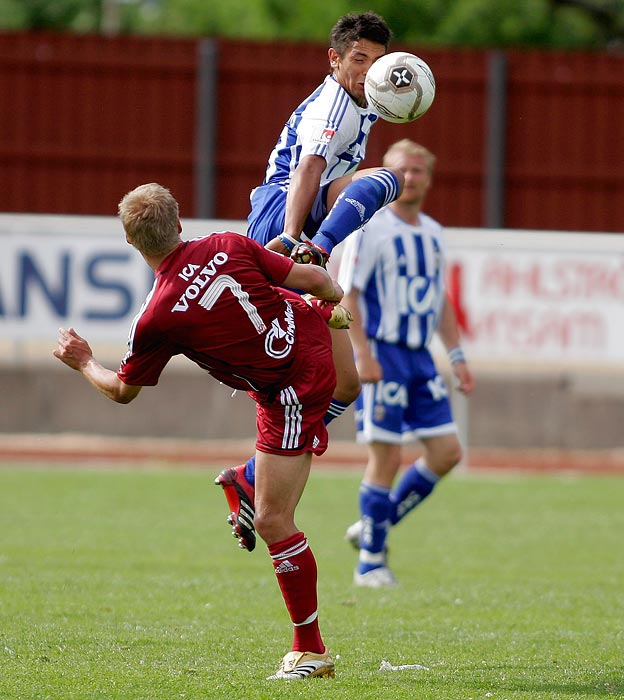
[290,241,329,268]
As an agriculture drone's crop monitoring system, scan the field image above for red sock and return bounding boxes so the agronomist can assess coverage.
[268,531,324,653]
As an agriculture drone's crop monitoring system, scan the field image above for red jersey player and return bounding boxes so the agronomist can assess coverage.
[54,182,346,680]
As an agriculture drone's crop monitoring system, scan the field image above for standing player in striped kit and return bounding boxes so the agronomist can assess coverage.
[216,12,404,549]
[53,183,345,679]
[338,140,475,588]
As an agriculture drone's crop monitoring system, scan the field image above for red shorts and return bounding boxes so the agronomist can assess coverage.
[250,302,336,457]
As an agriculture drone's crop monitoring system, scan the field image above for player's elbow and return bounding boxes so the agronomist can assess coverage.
[284,264,331,296]
[307,265,332,293]
[297,154,326,178]
[305,265,328,292]
[113,383,142,404]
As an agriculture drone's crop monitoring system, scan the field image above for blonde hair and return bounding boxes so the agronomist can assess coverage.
[383,139,436,174]
[118,183,180,256]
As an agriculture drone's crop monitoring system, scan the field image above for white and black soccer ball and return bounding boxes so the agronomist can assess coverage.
[364,52,436,124]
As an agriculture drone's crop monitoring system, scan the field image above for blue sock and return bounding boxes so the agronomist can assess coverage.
[358,482,391,574]
[244,456,255,487]
[389,459,439,525]
[324,398,350,425]
[311,169,400,254]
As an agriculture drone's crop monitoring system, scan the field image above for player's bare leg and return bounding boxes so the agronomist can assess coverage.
[384,433,462,530]
[330,328,360,405]
[421,433,463,477]
[253,451,310,545]
[347,435,463,566]
[362,442,402,488]
[215,329,357,549]
[255,451,332,678]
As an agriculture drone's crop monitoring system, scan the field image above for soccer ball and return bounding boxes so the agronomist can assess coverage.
[364,52,436,124]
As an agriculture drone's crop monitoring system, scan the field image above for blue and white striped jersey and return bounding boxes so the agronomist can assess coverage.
[259,75,379,191]
[338,206,446,350]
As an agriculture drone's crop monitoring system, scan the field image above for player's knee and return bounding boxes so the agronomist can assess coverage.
[441,442,463,473]
[254,509,283,545]
[367,167,403,205]
[367,166,404,199]
[254,499,299,542]
[428,440,463,476]
[383,166,404,194]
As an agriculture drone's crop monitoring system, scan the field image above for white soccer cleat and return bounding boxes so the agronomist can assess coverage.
[344,520,363,550]
[267,648,335,680]
[353,566,399,589]
[345,520,390,558]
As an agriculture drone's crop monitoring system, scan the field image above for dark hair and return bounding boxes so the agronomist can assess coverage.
[330,12,392,55]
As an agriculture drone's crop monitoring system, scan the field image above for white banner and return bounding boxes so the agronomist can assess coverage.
[1,215,623,368]
[0,214,245,343]
[444,228,624,368]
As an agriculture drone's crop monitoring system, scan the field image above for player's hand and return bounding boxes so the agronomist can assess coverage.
[355,353,383,383]
[53,327,94,371]
[290,241,329,268]
[303,295,353,329]
[453,362,475,395]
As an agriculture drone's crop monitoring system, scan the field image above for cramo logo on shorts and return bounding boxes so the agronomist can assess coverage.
[265,300,296,360]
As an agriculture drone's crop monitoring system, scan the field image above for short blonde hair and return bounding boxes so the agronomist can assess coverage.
[118,183,180,256]
[383,139,436,174]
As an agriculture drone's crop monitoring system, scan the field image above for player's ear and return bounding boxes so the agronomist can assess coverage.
[177,219,182,233]
[328,48,339,69]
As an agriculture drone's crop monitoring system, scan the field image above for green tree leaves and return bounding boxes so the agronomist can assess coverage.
[1,0,623,48]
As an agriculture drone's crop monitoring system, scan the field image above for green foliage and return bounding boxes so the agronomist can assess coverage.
[1,0,624,48]
[0,0,28,29]
[0,465,623,699]
[434,0,615,47]
[0,0,100,31]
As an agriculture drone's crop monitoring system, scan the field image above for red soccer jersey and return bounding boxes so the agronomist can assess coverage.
[117,232,324,393]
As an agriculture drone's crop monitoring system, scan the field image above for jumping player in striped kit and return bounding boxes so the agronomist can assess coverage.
[216,12,404,550]
[338,140,476,587]
[53,183,344,679]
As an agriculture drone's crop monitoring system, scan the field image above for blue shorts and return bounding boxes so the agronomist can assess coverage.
[355,340,456,444]
[247,183,331,245]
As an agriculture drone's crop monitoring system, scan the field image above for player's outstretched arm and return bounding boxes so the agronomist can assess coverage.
[282,155,326,239]
[283,263,343,303]
[54,327,142,404]
[265,155,326,255]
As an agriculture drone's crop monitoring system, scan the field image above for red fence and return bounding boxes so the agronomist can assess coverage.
[0,32,197,216]
[504,49,624,232]
[1,32,622,232]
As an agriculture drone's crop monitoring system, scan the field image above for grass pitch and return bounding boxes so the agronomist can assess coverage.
[0,464,622,699]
